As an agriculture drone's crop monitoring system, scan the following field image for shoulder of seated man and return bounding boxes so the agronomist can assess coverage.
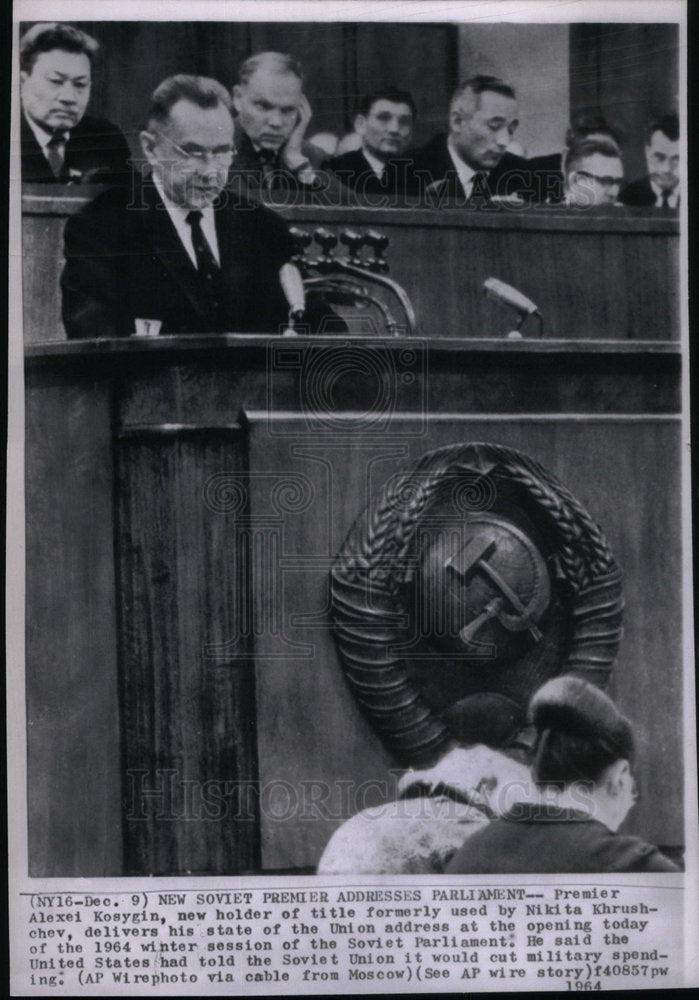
[69,182,131,219]
[71,114,127,138]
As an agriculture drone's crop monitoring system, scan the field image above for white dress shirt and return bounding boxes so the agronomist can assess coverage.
[152,175,220,268]
[25,114,62,153]
[25,113,70,165]
[361,147,387,180]
[650,179,680,208]
[447,140,483,198]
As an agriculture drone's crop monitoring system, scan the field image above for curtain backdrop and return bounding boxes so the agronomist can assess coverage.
[570,23,680,181]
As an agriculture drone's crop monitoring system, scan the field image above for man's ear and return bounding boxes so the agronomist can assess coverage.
[232,85,242,114]
[354,114,367,139]
[139,130,157,166]
[20,70,27,85]
[604,758,629,796]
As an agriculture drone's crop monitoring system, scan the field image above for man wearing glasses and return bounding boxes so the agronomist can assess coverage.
[61,75,295,337]
[620,114,680,208]
[563,138,624,208]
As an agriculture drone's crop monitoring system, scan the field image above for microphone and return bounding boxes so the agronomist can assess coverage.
[279,262,306,335]
[483,277,543,338]
[484,277,539,316]
[280,262,306,318]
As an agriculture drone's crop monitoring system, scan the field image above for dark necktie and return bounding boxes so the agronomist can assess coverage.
[661,189,671,208]
[469,170,489,202]
[46,132,67,179]
[257,148,278,189]
[185,210,220,319]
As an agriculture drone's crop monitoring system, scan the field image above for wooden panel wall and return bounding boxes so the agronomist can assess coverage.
[116,426,259,875]
[22,194,679,343]
[240,411,683,864]
[25,372,122,875]
[25,342,682,872]
[276,209,678,342]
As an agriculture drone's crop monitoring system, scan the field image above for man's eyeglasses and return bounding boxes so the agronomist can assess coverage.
[151,131,235,164]
[575,169,623,189]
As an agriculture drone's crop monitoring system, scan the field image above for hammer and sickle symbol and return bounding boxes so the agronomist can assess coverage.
[446,521,550,651]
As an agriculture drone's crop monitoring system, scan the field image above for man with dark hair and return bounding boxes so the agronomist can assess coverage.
[446,677,679,874]
[61,75,297,337]
[409,75,530,205]
[20,22,131,184]
[229,51,339,203]
[528,112,623,204]
[325,89,417,202]
[620,114,680,207]
[563,138,624,207]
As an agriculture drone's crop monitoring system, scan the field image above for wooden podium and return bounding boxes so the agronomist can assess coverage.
[22,188,679,344]
[25,335,683,875]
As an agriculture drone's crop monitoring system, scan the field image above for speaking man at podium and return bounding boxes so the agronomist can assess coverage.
[61,75,298,338]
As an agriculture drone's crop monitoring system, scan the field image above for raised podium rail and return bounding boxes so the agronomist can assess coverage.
[22,188,679,343]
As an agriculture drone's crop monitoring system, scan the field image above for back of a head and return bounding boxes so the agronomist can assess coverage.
[237,51,304,87]
[530,676,634,787]
[450,74,516,112]
[20,21,99,74]
[564,136,621,176]
[648,113,679,144]
[566,113,622,150]
[147,74,232,127]
[444,692,524,749]
[358,88,417,120]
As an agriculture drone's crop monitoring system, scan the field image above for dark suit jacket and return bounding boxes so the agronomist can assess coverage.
[228,124,344,206]
[21,112,132,185]
[61,179,295,338]
[325,148,417,203]
[408,134,535,205]
[618,176,658,207]
[445,804,680,874]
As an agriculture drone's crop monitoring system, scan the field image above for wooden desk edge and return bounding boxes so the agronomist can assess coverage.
[22,189,679,235]
[25,335,683,364]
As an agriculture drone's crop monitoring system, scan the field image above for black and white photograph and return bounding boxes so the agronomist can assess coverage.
[8,0,695,994]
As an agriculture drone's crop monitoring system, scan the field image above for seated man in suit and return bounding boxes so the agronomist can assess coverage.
[619,114,680,208]
[563,138,624,208]
[62,75,299,338]
[229,51,341,204]
[20,22,131,185]
[528,112,623,204]
[325,89,417,204]
[409,75,531,206]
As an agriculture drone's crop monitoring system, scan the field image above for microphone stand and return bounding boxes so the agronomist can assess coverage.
[507,310,544,339]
